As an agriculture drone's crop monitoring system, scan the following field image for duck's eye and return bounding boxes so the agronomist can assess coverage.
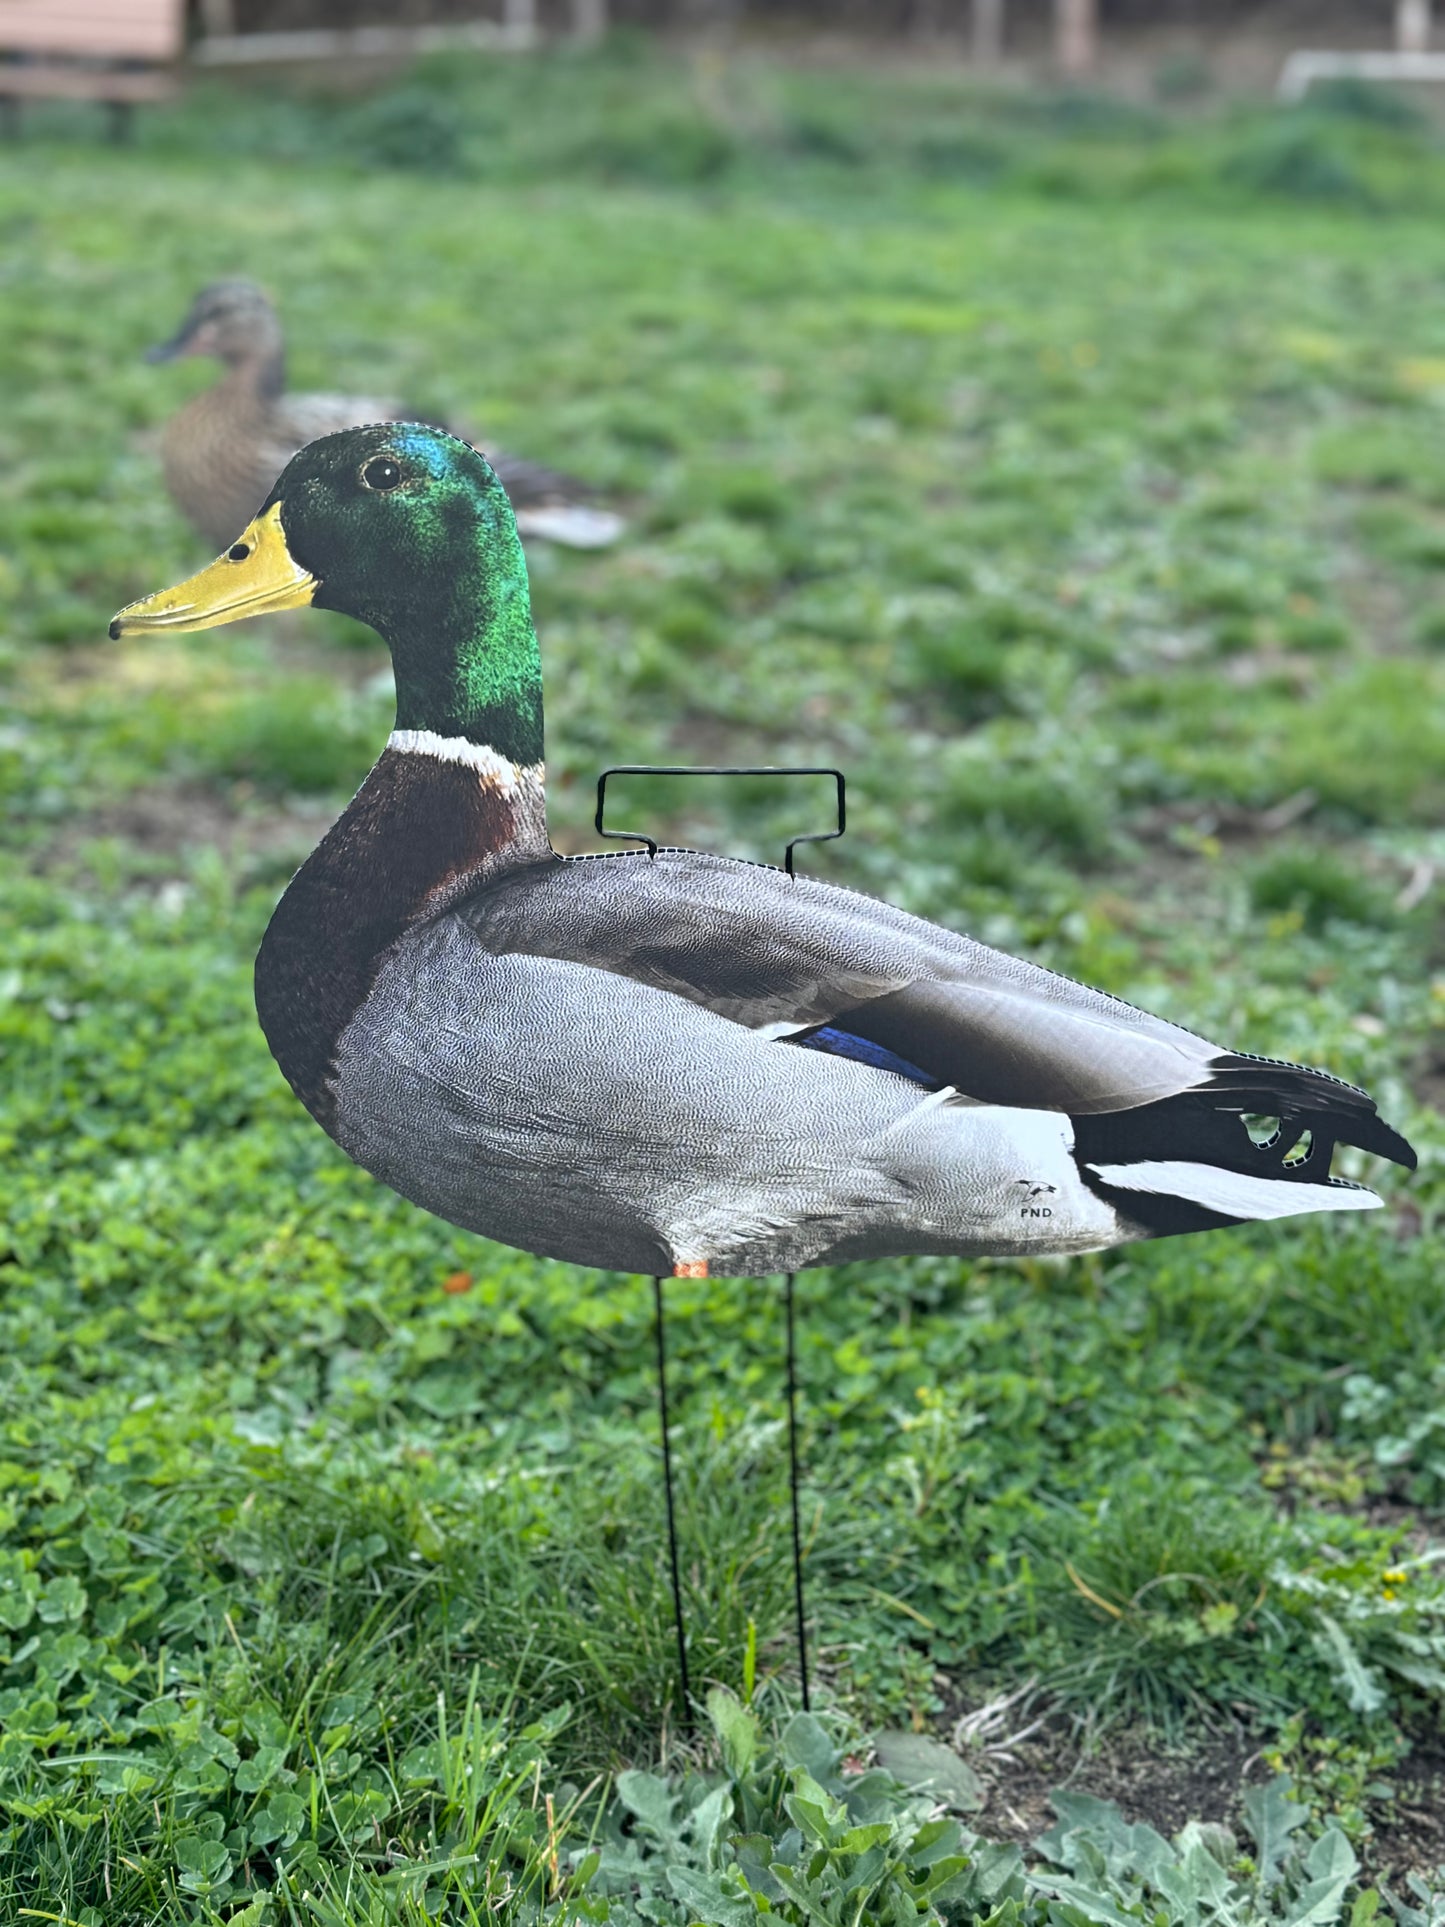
[228,542,250,562]
[361,457,404,492]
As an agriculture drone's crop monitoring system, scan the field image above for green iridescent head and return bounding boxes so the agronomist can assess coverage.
[111,423,544,767]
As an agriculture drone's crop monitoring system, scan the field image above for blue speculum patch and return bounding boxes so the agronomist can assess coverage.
[789,1025,936,1088]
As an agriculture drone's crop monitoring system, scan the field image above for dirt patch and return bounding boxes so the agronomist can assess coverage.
[931,1695,1445,1876]
[940,1701,1265,1847]
[25,761,776,884]
[1374,1730,1445,1876]
[31,780,339,881]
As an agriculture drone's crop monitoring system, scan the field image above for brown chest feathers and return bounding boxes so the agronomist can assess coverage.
[255,747,552,1132]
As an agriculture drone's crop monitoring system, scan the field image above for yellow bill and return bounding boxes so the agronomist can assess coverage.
[109,502,316,638]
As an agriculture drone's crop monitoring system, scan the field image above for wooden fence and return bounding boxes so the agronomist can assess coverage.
[195,0,1427,77]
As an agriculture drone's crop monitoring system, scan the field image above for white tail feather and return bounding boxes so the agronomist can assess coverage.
[1087,1160,1382,1221]
[513,506,626,549]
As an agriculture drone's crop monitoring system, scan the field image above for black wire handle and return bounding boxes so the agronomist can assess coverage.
[594,765,847,878]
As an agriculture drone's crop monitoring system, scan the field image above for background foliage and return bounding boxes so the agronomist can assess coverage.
[2,45,1445,1923]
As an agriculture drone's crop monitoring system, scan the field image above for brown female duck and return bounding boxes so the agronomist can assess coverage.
[147,280,624,552]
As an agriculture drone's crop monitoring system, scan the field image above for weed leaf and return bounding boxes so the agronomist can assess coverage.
[666,1864,757,1924]
[689,1783,734,1869]
[872,1730,983,1810]
[781,1712,838,1784]
[708,1684,759,1781]
[1026,1868,1146,1926]
[1243,1776,1307,1892]
[617,1767,683,1850]
[1314,1614,1388,1715]
[1281,1829,1359,1927]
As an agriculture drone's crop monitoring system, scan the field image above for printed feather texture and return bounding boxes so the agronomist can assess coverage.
[110,423,1416,1278]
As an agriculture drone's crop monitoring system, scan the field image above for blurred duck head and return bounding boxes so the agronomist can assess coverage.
[147,279,282,372]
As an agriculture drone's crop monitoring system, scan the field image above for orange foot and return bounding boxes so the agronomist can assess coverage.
[672,1260,709,1278]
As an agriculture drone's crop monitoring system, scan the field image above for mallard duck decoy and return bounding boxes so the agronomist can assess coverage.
[111,425,1416,1278]
[147,280,624,553]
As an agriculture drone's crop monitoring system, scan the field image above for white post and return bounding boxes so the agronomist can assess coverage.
[972,0,1003,65]
[504,0,538,46]
[1055,0,1096,76]
[1398,0,1433,53]
[197,0,237,35]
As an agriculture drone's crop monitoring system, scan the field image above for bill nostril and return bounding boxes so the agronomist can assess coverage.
[229,542,250,562]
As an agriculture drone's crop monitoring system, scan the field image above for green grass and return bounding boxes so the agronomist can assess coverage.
[4,43,1445,1922]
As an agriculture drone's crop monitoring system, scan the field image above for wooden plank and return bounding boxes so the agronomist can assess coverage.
[0,0,177,23]
[1279,47,1445,100]
[195,19,538,63]
[0,63,173,100]
[0,0,182,62]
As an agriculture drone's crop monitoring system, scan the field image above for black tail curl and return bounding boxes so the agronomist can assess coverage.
[1072,1052,1415,1236]
[1200,1052,1416,1172]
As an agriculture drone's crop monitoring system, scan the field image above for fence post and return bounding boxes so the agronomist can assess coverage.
[504,0,538,47]
[1397,0,1433,53]
[972,0,1003,65]
[1055,0,1096,76]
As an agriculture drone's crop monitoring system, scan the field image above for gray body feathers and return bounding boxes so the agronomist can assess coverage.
[320,849,1396,1275]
